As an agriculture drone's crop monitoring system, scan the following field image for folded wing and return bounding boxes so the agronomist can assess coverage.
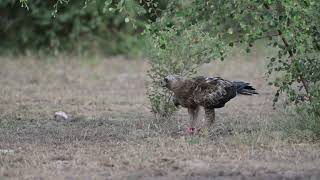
[193,76,237,108]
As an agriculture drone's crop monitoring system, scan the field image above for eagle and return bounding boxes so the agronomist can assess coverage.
[161,75,258,134]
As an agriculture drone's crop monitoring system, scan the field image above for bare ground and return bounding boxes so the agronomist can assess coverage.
[0,54,320,180]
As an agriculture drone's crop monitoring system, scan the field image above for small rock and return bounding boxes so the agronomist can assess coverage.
[54,111,68,121]
[0,149,14,154]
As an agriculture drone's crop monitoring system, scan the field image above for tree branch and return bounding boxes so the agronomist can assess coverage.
[277,30,311,96]
[263,3,311,100]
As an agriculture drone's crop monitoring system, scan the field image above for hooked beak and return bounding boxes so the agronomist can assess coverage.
[160,80,167,87]
[161,77,168,87]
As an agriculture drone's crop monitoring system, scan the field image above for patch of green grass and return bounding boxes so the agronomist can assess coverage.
[272,107,320,143]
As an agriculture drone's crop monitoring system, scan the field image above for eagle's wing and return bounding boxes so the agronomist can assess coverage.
[193,76,237,108]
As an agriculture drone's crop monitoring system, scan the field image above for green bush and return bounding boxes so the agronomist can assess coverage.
[144,0,320,123]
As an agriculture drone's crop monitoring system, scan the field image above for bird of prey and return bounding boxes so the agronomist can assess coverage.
[161,75,258,134]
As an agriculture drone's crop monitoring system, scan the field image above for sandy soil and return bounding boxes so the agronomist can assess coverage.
[0,54,320,180]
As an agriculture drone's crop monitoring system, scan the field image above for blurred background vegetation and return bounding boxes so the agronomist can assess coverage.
[0,0,167,56]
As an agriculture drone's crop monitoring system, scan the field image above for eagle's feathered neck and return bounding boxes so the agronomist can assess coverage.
[171,79,196,96]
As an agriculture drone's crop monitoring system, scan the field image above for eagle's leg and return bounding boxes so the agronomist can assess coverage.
[204,108,215,127]
[187,106,200,134]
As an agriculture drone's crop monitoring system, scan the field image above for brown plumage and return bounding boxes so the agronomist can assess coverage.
[162,75,258,133]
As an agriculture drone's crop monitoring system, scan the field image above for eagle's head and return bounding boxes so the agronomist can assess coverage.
[161,75,183,90]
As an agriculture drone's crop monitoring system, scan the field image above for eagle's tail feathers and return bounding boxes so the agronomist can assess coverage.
[233,81,258,95]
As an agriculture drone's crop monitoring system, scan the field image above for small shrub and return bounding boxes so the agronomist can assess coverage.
[145,26,226,117]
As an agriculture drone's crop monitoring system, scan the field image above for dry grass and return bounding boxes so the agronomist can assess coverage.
[1,52,320,180]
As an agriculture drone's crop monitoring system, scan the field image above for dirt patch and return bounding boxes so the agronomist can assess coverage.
[0,55,319,179]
